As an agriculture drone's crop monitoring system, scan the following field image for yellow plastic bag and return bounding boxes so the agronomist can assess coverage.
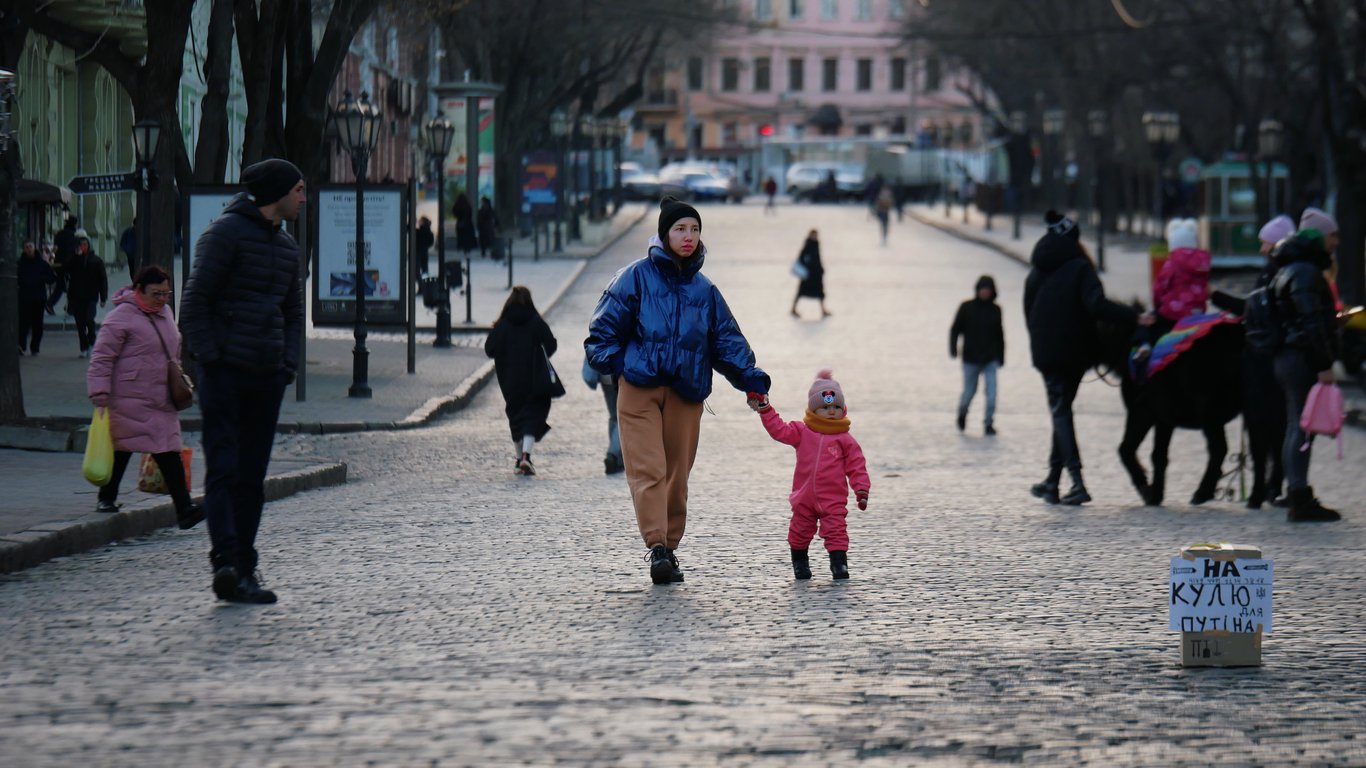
[82,407,114,486]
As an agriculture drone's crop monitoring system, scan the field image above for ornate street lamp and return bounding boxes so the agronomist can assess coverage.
[1258,118,1284,160]
[549,110,571,251]
[1088,109,1108,271]
[423,113,456,348]
[1143,110,1180,235]
[333,90,382,398]
[131,119,162,277]
[1008,110,1027,239]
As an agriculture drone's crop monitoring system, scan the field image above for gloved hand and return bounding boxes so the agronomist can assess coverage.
[746,392,770,412]
[90,393,110,408]
[856,489,869,511]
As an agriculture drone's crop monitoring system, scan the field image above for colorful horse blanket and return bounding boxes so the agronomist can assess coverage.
[1139,312,1241,378]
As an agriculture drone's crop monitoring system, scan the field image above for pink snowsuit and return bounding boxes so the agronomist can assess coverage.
[1152,247,1211,323]
[761,407,870,551]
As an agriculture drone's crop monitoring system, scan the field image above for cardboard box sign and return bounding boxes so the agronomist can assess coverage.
[1170,543,1272,668]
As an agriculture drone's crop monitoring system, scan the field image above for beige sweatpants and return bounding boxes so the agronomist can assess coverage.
[617,380,704,550]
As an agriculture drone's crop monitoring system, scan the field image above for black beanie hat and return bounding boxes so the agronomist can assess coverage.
[657,196,701,242]
[242,158,303,206]
[1044,209,1080,241]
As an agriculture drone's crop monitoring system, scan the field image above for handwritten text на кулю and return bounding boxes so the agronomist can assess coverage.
[1169,557,1273,633]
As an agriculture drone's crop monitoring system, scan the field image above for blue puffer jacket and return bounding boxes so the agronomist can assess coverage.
[585,236,769,402]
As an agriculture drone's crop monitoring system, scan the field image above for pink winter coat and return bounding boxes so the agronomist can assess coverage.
[1152,247,1211,323]
[87,287,183,454]
[761,407,870,510]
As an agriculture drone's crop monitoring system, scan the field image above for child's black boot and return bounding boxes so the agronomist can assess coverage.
[791,548,812,580]
[829,550,849,579]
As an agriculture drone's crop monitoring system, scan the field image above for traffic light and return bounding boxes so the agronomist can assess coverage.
[758,123,775,137]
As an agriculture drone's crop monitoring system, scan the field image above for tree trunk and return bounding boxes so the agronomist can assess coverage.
[193,0,236,184]
[0,17,29,422]
[236,0,283,167]
[1336,161,1366,307]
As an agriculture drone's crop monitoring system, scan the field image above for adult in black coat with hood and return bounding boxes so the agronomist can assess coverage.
[485,286,558,475]
[1023,211,1139,505]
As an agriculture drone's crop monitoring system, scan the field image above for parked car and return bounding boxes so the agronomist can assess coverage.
[835,164,866,200]
[785,162,840,201]
[658,164,746,203]
[620,168,661,201]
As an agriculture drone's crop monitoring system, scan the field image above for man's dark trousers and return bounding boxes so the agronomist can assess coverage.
[198,363,287,574]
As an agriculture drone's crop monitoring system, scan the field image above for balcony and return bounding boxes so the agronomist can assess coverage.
[637,89,680,113]
[40,0,148,57]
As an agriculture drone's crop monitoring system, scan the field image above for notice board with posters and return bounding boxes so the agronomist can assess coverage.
[312,185,408,326]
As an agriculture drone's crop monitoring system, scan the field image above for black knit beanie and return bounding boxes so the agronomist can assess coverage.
[1044,209,1080,241]
[242,158,303,206]
[657,196,701,242]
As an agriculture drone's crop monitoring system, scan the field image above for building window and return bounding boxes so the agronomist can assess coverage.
[855,0,871,20]
[889,0,905,19]
[789,0,804,19]
[690,123,704,150]
[821,0,837,20]
[925,54,942,92]
[722,122,738,146]
[789,57,805,91]
[756,0,772,20]
[754,57,771,92]
[822,57,838,91]
[890,57,906,91]
[649,124,668,149]
[722,57,740,91]
[687,57,704,91]
[856,58,872,91]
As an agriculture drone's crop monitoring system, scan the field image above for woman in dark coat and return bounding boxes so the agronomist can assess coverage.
[485,286,558,475]
[791,229,829,318]
[452,193,478,256]
[477,197,500,259]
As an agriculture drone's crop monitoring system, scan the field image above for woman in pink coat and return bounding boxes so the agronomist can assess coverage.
[749,369,870,580]
[87,266,203,529]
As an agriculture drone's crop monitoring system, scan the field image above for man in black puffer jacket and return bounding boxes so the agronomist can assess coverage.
[1023,211,1138,506]
[181,158,306,604]
[1269,223,1342,522]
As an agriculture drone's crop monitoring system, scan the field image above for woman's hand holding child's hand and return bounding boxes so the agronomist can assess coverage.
[746,392,770,412]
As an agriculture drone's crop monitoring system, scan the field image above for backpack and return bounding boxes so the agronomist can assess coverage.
[1242,285,1283,353]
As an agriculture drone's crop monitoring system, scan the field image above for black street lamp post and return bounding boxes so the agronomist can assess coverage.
[1009,110,1026,240]
[568,115,583,241]
[610,118,627,215]
[1042,109,1065,208]
[333,91,382,398]
[424,113,456,348]
[131,119,161,276]
[550,111,570,251]
[1088,109,1108,272]
[1143,110,1180,237]
[1258,118,1285,220]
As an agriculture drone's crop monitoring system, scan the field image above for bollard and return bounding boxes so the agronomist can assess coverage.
[1169,542,1272,667]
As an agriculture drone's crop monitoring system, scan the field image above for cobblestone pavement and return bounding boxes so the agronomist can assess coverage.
[3,203,1366,767]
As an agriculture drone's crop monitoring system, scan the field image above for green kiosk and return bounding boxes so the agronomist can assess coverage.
[1198,160,1289,268]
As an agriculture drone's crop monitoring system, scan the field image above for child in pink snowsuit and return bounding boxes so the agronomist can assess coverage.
[749,369,870,580]
[1137,219,1211,361]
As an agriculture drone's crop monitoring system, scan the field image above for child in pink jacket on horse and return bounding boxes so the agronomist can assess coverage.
[749,369,870,580]
[1136,218,1211,363]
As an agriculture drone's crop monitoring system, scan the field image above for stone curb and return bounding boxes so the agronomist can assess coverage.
[0,461,348,575]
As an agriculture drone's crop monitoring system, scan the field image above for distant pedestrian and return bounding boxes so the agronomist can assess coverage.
[64,231,108,358]
[119,217,138,281]
[875,185,894,244]
[452,193,478,257]
[748,369,870,580]
[181,157,307,604]
[950,274,1004,436]
[485,286,558,476]
[763,175,778,214]
[17,240,55,356]
[477,196,501,259]
[86,265,204,530]
[1023,211,1139,505]
[585,196,770,585]
[47,214,79,313]
[582,356,624,475]
[415,216,434,276]
[791,229,829,319]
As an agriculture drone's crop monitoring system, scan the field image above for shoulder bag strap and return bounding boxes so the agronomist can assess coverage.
[144,312,175,364]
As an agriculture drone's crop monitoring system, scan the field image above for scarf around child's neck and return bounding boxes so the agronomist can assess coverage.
[803,409,851,434]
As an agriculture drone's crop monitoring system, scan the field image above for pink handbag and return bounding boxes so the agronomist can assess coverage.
[1300,382,1346,458]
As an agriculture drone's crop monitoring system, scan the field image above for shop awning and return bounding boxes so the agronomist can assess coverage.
[17,179,73,206]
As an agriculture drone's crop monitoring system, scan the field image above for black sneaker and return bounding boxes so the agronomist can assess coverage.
[177,504,205,530]
[1061,484,1092,505]
[666,548,685,583]
[230,571,278,604]
[647,544,674,585]
[956,410,967,432]
[212,565,240,600]
[985,424,997,436]
[95,500,120,513]
[1030,481,1060,504]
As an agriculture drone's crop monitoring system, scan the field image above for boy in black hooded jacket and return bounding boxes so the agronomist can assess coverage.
[950,275,1005,435]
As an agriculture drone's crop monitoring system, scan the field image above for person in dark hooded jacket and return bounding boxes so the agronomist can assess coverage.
[1023,211,1139,505]
[485,286,558,475]
[950,274,1004,435]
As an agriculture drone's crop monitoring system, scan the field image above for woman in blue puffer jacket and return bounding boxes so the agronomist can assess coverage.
[585,196,770,586]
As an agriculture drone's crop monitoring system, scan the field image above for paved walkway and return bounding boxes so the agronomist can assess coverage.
[0,205,651,573]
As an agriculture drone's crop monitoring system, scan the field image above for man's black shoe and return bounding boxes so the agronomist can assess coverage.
[1030,481,1060,504]
[212,566,240,600]
[648,544,674,585]
[666,548,685,582]
[177,504,205,530]
[230,572,278,604]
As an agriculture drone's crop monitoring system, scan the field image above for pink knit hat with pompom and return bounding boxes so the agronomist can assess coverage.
[808,368,846,412]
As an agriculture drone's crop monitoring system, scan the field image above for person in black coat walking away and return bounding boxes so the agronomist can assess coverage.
[1023,211,1141,505]
[17,240,56,356]
[452,193,478,257]
[950,274,1004,435]
[477,196,500,259]
[485,286,558,476]
[415,216,434,276]
[47,214,80,313]
[791,229,830,318]
[65,231,108,358]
